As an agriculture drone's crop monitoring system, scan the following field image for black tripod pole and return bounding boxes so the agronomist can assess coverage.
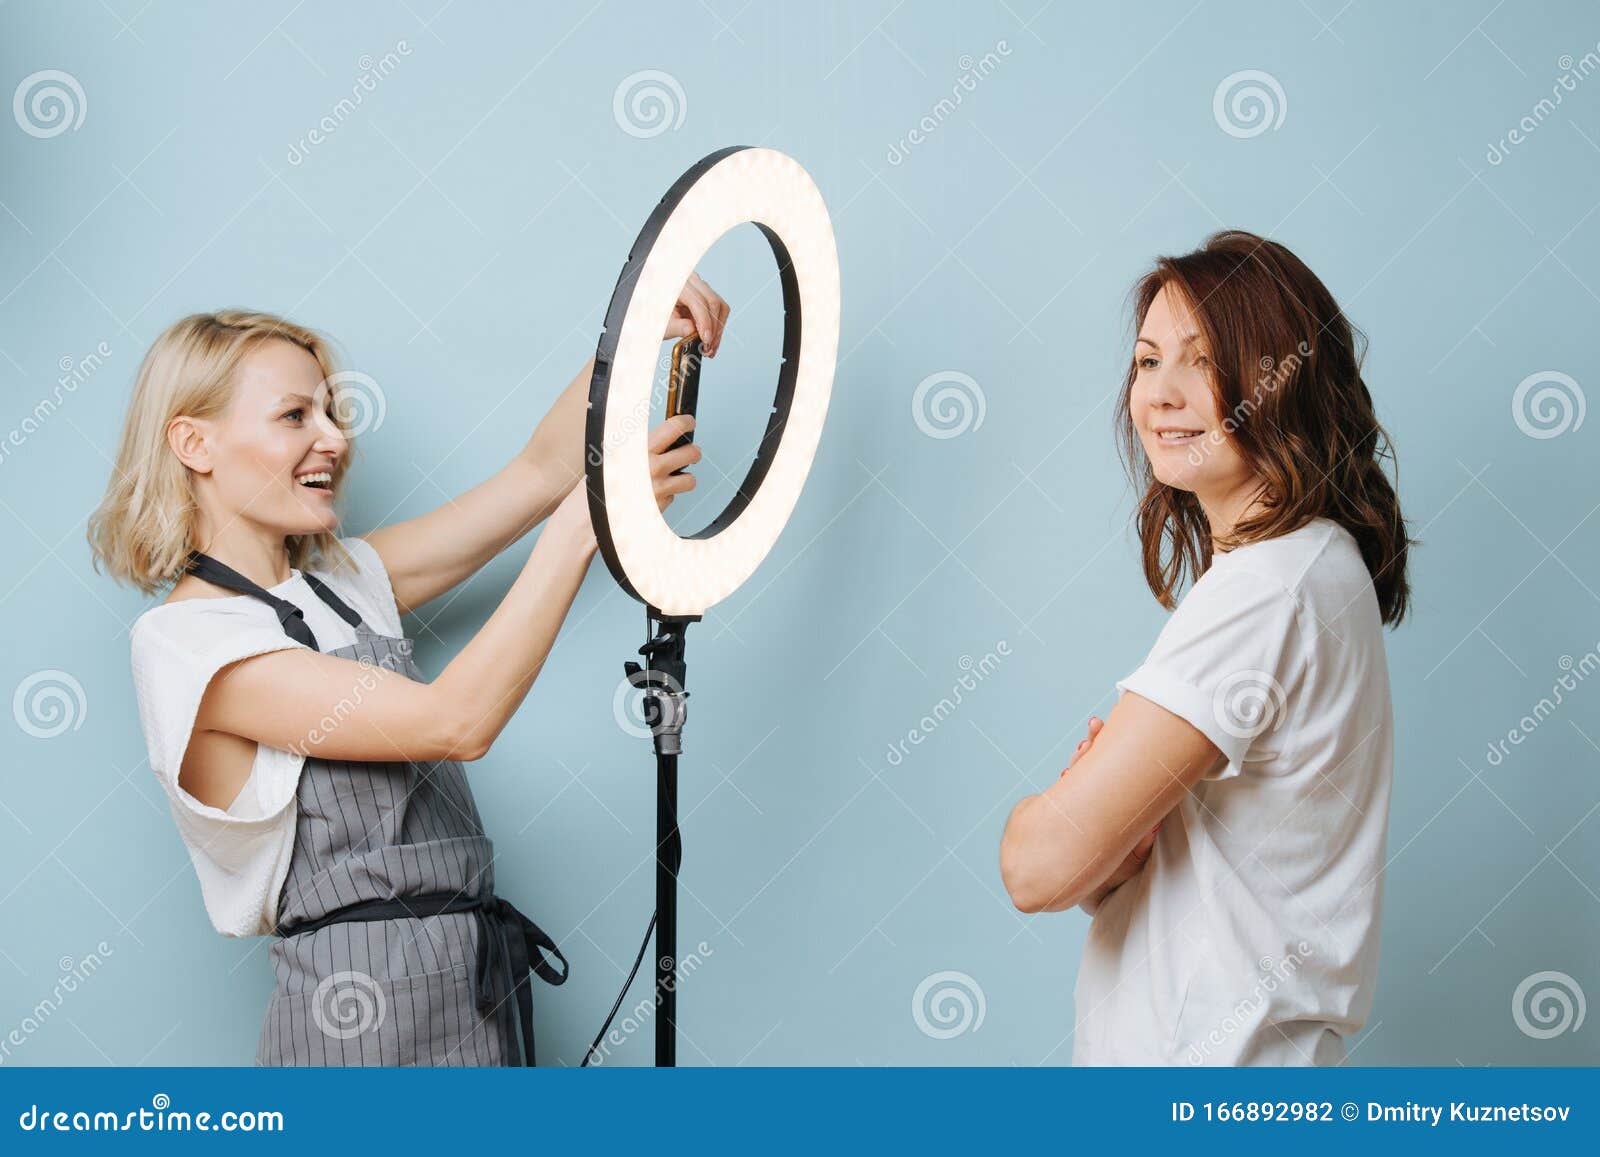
[655,749,680,1066]
[624,609,698,1067]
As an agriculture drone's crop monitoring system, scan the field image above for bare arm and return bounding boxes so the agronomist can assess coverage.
[999,690,1224,913]
[189,418,701,779]
[361,359,593,617]
[364,273,730,615]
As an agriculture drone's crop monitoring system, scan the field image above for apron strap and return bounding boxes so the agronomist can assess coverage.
[184,550,364,650]
[301,573,365,632]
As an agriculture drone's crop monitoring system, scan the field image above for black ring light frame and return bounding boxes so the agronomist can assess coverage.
[585,144,804,602]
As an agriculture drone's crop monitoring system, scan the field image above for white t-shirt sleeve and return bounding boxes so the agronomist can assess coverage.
[1115,565,1307,781]
[130,601,310,935]
[130,535,402,936]
[331,535,403,638]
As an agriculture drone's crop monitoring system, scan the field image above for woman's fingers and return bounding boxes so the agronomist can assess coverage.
[684,272,730,354]
[1062,714,1104,776]
[660,273,731,353]
[647,413,695,453]
[644,414,700,510]
[694,274,729,354]
[653,469,696,510]
[676,281,715,351]
[1063,739,1087,774]
[651,442,702,477]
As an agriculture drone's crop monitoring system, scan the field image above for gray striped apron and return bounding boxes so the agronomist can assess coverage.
[182,551,568,1067]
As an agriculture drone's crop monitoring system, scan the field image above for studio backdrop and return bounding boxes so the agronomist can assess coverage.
[1,0,1596,1066]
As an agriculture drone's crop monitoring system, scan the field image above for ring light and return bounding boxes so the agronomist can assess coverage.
[578,147,839,1070]
[585,145,841,616]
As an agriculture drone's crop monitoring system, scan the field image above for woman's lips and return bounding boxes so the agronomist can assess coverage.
[1151,429,1205,446]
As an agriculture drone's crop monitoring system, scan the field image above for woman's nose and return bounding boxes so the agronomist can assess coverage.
[312,421,348,454]
[1144,366,1185,408]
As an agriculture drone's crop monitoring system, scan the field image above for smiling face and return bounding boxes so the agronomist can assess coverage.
[181,338,349,543]
[1129,283,1255,506]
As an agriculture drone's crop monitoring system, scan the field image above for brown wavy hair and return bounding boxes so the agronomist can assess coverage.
[1114,230,1412,626]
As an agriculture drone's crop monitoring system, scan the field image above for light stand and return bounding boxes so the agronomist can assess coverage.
[624,610,697,1066]
[582,146,839,1067]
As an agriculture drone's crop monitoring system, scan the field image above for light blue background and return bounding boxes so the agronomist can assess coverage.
[2,1,1596,1067]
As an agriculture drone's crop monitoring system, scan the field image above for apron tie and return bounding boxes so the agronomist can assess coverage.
[470,896,570,1066]
[276,891,568,1066]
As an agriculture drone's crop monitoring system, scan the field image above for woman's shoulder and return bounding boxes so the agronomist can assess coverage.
[1214,518,1363,595]
[1211,518,1380,639]
[130,579,300,691]
[309,534,402,636]
[133,585,278,647]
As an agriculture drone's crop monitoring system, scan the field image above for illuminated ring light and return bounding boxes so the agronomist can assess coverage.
[585,146,840,617]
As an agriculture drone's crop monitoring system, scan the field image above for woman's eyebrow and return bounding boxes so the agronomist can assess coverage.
[275,393,315,406]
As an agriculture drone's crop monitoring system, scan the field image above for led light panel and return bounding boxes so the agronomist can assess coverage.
[585,146,841,616]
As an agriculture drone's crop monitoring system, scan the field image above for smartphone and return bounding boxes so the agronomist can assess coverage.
[665,336,702,474]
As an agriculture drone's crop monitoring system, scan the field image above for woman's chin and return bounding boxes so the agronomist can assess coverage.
[276,512,340,538]
[1151,462,1200,492]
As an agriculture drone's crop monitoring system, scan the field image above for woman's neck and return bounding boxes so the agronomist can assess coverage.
[191,523,294,589]
[1197,479,1265,551]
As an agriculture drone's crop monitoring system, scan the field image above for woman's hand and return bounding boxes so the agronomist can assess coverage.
[1061,715,1161,917]
[545,413,700,546]
[648,413,700,510]
[664,272,730,356]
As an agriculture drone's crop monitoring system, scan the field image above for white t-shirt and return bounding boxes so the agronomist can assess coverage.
[1072,517,1394,1066]
[129,536,404,939]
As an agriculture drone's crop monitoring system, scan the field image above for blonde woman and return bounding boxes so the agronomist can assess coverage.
[88,277,728,1066]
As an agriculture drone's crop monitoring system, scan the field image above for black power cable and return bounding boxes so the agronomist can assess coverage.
[581,909,658,1066]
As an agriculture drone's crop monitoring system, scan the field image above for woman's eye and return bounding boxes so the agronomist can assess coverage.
[1137,355,1159,370]
[283,407,304,421]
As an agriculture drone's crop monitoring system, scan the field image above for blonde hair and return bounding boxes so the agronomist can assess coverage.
[88,310,358,595]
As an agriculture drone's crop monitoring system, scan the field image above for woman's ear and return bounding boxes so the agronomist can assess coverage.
[166,416,212,475]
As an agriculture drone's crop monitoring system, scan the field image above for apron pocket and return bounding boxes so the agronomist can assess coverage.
[257,962,484,1067]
